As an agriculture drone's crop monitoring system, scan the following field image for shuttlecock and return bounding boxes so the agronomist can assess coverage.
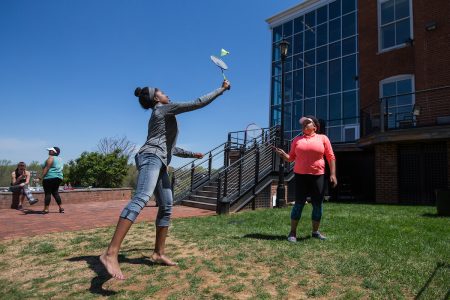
[220,48,230,56]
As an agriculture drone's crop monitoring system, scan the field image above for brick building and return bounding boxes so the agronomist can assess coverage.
[267,0,450,204]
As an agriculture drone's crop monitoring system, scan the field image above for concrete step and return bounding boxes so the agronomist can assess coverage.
[203,186,218,192]
[181,199,216,211]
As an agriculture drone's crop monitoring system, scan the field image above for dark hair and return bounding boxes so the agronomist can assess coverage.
[134,87,157,110]
[304,115,322,133]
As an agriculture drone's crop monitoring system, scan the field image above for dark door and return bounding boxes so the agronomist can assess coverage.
[398,142,448,204]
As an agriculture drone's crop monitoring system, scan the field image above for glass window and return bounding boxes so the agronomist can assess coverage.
[304,50,316,66]
[342,0,356,14]
[305,11,316,28]
[381,75,414,129]
[272,61,281,76]
[316,46,328,63]
[329,41,341,60]
[381,23,395,49]
[293,54,304,69]
[328,126,342,142]
[304,98,315,116]
[273,25,283,43]
[285,57,293,73]
[284,72,293,102]
[379,0,411,51]
[293,32,304,54]
[342,12,356,38]
[329,59,341,93]
[329,0,341,19]
[286,35,293,57]
[271,76,281,106]
[283,20,293,37]
[284,102,292,132]
[316,23,328,47]
[317,6,328,25]
[271,105,281,126]
[293,70,304,100]
[294,16,304,33]
[316,63,328,96]
[305,28,316,50]
[396,18,410,44]
[316,96,328,125]
[305,67,315,98]
[343,90,357,124]
[329,18,341,42]
[329,93,342,125]
[272,43,281,61]
[293,101,303,130]
[342,55,357,91]
[342,36,356,55]
[396,0,409,19]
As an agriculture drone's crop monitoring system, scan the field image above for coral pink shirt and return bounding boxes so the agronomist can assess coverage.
[288,133,336,175]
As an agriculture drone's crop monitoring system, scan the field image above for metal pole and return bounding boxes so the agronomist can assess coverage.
[276,42,287,208]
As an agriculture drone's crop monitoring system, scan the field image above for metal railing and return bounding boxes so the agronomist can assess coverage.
[172,126,281,204]
[361,85,450,136]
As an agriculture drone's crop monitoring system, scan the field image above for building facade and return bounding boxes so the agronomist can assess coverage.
[267,0,450,204]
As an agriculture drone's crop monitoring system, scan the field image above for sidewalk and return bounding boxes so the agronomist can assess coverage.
[0,200,215,240]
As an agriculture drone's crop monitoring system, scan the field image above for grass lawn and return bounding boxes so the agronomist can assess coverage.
[0,203,448,299]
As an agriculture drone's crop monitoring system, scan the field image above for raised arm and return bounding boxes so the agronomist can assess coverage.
[173,147,204,159]
[167,80,230,115]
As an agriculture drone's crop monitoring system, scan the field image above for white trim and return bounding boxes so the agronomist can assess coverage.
[377,0,414,52]
[343,125,360,141]
[267,0,332,28]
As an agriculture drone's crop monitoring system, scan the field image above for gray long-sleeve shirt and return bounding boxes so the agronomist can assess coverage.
[138,87,226,166]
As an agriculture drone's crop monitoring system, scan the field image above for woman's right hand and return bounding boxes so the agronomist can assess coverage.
[271,145,288,160]
[222,80,231,90]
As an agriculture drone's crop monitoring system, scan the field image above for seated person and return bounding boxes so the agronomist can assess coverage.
[10,162,39,209]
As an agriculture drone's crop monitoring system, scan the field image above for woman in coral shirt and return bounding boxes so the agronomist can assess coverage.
[273,116,337,242]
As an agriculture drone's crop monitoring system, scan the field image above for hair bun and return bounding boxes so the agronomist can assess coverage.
[134,87,142,97]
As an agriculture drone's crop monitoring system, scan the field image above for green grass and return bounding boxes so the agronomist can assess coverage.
[0,203,448,299]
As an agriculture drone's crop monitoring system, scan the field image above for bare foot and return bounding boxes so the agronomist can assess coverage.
[150,252,178,266]
[99,252,125,280]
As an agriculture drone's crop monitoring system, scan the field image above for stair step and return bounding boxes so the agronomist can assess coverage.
[196,191,218,198]
[189,195,217,204]
[182,199,216,211]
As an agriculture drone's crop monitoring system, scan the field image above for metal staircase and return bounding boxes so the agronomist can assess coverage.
[171,126,295,213]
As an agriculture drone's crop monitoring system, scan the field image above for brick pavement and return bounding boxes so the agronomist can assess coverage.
[0,200,215,240]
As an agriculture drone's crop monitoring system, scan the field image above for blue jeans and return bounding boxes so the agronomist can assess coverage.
[120,153,173,227]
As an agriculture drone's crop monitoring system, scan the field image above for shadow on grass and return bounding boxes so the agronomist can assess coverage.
[242,233,311,242]
[421,213,450,218]
[415,262,450,300]
[68,252,158,296]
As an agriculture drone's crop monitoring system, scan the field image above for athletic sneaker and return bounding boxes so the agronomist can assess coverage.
[311,231,327,240]
[29,199,39,205]
[287,235,297,243]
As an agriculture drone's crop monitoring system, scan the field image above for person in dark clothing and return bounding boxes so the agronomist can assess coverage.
[10,162,39,209]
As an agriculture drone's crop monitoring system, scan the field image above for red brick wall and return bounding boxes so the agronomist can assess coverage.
[0,188,132,210]
[375,144,398,203]
[358,0,450,128]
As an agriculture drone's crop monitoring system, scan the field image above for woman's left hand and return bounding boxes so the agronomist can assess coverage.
[330,175,338,188]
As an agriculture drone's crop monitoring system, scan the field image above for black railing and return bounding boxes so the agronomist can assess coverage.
[361,85,450,136]
[172,126,280,204]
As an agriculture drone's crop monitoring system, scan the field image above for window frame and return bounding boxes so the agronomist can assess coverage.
[377,0,414,53]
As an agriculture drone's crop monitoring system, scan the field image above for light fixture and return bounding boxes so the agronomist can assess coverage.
[425,21,437,31]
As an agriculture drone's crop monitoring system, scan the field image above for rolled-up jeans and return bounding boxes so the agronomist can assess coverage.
[120,153,173,227]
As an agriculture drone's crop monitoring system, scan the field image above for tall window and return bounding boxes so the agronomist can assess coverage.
[270,0,359,143]
[380,75,415,129]
[378,0,413,51]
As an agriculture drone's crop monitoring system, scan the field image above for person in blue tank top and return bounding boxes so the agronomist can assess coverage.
[40,146,64,214]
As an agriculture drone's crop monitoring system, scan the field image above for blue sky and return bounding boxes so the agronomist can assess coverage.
[0,0,302,167]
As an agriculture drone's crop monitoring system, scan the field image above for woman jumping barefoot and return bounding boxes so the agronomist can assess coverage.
[100,79,231,280]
